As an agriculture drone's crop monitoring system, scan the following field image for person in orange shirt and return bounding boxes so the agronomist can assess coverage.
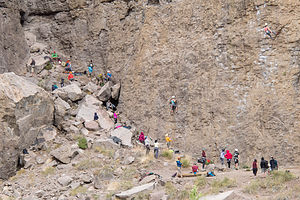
[165,134,172,149]
[68,72,74,81]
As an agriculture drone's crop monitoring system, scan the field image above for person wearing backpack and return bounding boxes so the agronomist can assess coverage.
[169,96,177,114]
[224,150,233,168]
[233,149,239,170]
[270,157,278,171]
[220,149,225,166]
[260,157,267,174]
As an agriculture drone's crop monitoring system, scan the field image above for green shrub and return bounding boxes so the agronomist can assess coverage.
[182,158,190,168]
[78,137,88,149]
[189,185,203,200]
[161,150,173,159]
[44,62,53,70]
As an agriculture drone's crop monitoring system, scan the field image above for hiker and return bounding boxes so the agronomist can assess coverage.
[61,78,64,87]
[192,163,199,175]
[94,112,99,121]
[220,149,225,166]
[201,149,206,169]
[106,101,116,111]
[252,159,258,176]
[233,149,239,170]
[224,150,232,168]
[145,136,150,155]
[260,157,267,174]
[30,58,35,75]
[52,84,58,91]
[270,157,278,171]
[207,171,216,177]
[65,59,72,72]
[52,51,58,61]
[68,72,74,81]
[96,73,104,86]
[176,157,183,178]
[88,64,93,77]
[169,96,177,114]
[154,140,159,159]
[165,134,172,149]
[106,71,112,81]
[139,132,145,144]
[113,112,118,124]
[264,23,275,39]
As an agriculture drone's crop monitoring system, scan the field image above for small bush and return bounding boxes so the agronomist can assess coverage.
[182,158,190,168]
[161,150,173,159]
[189,185,203,200]
[78,137,88,149]
[41,167,56,176]
[44,62,53,70]
[70,186,87,196]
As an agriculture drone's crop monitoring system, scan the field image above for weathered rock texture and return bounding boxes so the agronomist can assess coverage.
[1,0,300,164]
[0,72,54,179]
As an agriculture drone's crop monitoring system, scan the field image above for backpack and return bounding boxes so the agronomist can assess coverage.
[170,99,176,106]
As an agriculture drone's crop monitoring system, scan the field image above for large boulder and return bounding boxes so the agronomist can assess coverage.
[97,109,114,130]
[111,83,121,100]
[50,146,79,164]
[83,82,99,94]
[53,83,84,102]
[54,97,71,129]
[115,182,155,199]
[76,95,101,122]
[110,127,133,147]
[96,81,112,101]
[84,121,99,131]
[0,72,54,179]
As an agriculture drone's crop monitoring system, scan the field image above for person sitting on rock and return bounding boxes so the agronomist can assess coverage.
[264,23,275,39]
[106,70,112,81]
[139,132,145,144]
[169,96,178,114]
[52,51,58,61]
[52,84,58,91]
[96,73,104,86]
[61,78,64,87]
[68,72,74,81]
[94,112,99,121]
[192,163,199,175]
[65,59,72,72]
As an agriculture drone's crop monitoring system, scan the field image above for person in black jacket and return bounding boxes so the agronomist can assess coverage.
[270,157,278,171]
[260,157,267,174]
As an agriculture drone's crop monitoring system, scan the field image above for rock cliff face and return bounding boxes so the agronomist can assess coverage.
[1,0,300,164]
[0,73,54,179]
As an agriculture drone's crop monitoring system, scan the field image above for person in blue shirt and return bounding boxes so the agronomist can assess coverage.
[176,157,183,178]
[106,70,112,81]
[88,65,93,77]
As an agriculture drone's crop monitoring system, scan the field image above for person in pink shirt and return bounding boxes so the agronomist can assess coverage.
[113,112,118,124]
[139,132,145,144]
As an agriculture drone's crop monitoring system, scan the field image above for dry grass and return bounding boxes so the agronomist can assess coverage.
[243,170,295,194]
[181,158,190,168]
[211,177,236,193]
[41,166,56,176]
[9,169,26,181]
[94,146,115,159]
[75,159,102,170]
[70,186,87,196]
[165,181,177,199]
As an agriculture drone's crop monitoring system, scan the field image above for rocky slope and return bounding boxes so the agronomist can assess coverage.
[1,0,300,165]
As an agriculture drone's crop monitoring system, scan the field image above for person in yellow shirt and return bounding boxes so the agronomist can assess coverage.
[165,134,172,149]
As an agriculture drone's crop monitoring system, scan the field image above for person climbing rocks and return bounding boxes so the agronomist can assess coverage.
[264,23,275,39]
[52,51,58,61]
[68,72,74,81]
[113,112,118,124]
[224,150,232,168]
[145,136,150,155]
[252,159,258,176]
[30,58,35,75]
[169,96,177,114]
[201,149,206,169]
[176,157,183,178]
[165,134,172,149]
[88,64,93,77]
[220,149,225,166]
[106,70,112,81]
[96,73,104,86]
[192,163,199,175]
[65,59,72,72]
[154,140,159,159]
[270,156,278,171]
[139,132,145,144]
[61,78,64,87]
[260,157,267,174]
[106,101,116,111]
[52,84,58,91]
[233,149,239,170]
[94,112,99,121]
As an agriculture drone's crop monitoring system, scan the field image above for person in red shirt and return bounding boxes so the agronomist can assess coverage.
[201,149,207,169]
[252,159,258,176]
[264,23,275,39]
[139,132,145,144]
[192,163,199,175]
[224,150,233,168]
[68,72,74,81]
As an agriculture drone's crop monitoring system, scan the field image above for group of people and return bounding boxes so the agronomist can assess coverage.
[252,157,278,176]
[219,149,240,169]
